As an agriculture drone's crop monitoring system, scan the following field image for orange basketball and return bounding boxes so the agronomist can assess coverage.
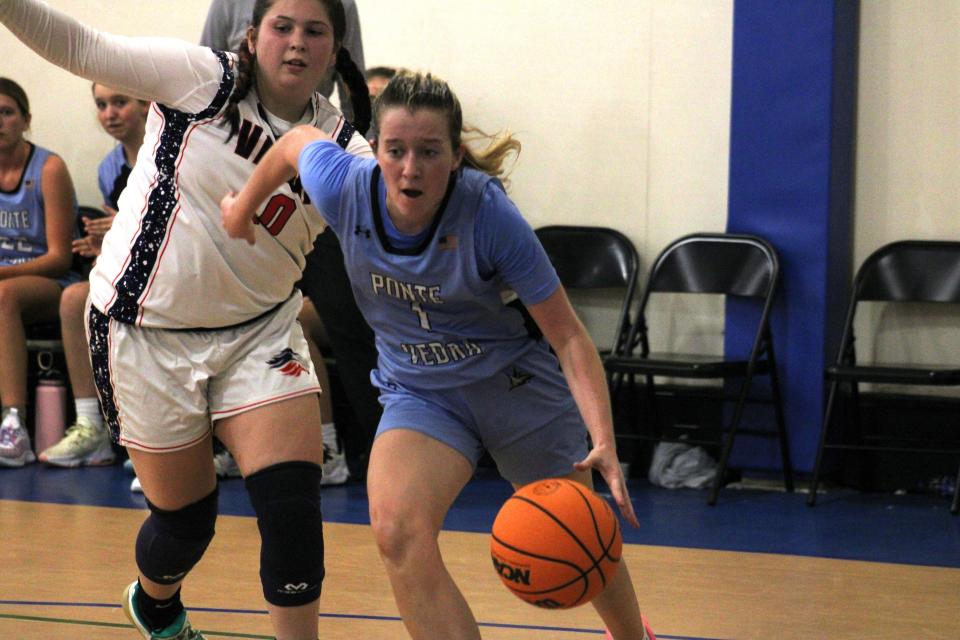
[490,478,622,609]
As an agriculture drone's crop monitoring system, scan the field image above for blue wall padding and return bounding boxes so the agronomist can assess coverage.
[726,0,858,472]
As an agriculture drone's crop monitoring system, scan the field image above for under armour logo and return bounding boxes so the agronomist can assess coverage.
[354,225,371,238]
[507,367,534,390]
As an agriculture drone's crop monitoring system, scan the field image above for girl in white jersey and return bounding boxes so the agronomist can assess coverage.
[224,71,657,640]
[0,1,370,639]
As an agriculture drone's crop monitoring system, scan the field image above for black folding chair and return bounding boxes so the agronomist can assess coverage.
[604,232,794,505]
[808,240,960,514]
[535,225,639,359]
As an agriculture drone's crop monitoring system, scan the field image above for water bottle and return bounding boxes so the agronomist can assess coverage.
[34,354,67,454]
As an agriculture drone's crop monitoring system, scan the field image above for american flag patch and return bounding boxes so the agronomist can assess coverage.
[266,348,310,377]
[439,234,458,250]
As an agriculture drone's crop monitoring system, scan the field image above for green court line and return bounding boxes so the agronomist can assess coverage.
[0,612,273,638]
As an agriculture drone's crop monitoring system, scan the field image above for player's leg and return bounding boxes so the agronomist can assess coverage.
[127,435,219,589]
[87,305,217,638]
[367,427,479,640]
[0,275,61,466]
[212,295,325,640]
[216,394,324,640]
[560,469,650,640]
[40,280,115,467]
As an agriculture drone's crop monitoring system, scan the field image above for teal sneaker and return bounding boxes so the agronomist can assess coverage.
[122,581,205,639]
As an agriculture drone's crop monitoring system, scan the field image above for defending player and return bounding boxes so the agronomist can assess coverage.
[223,70,657,640]
[0,1,370,638]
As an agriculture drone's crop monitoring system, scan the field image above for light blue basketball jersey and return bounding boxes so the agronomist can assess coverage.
[97,144,129,209]
[301,142,562,391]
[0,143,58,264]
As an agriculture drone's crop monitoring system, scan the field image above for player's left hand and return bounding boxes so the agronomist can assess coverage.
[82,212,115,239]
[574,444,640,528]
[220,191,256,245]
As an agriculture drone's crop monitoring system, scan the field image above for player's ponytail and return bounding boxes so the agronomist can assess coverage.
[223,39,256,142]
[334,47,371,137]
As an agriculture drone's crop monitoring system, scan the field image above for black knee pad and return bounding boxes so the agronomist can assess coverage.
[245,461,324,607]
[136,488,218,585]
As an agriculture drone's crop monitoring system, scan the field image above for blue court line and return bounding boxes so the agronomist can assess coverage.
[0,612,272,638]
[0,600,724,639]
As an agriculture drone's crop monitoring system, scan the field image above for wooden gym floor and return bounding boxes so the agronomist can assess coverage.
[0,463,957,639]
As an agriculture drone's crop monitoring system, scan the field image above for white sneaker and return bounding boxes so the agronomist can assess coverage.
[213,448,241,478]
[321,445,349,486]
[130,476,143,493]
[122,580,205,639]
[39,416,115,467]
[0,409,35,467]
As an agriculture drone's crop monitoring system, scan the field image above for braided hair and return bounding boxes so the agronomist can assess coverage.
[222,0,370,140]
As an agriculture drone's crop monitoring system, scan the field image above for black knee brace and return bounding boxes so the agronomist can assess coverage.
[245,461,324,607]
[136,488,218,585]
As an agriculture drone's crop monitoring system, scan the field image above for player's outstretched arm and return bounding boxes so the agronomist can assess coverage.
[221,125,332,245]
[0,0,223,108]
[528,286,641,528]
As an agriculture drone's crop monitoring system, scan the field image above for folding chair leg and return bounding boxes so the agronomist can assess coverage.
[707,379,754,506]
[708,418,740,506]
[767,350,794,492]
[644,374,661,438]
[808,380,841,507]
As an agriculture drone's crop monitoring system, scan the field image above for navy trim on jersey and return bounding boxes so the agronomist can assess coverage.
[336,120,356,149]
[0,142,35,195]
[87,305,121,442]
[368,165,458,256]
[106,51,235,325]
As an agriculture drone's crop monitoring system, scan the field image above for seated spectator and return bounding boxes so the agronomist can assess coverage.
[364,66,397,143]
[298,296,348,485]
[39,83,148,469]
[365,65,396,99]
[0,77,82,467]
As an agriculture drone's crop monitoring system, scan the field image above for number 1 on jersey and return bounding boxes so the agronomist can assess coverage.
[411,301,432,330]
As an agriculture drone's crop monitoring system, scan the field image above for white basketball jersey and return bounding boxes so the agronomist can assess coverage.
[89,50,371,328]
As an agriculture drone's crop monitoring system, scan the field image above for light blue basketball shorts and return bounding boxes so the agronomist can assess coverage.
[372,345,590,485]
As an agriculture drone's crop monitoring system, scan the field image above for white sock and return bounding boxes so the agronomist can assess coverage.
[322,422,339,454]
[75,398,104,430]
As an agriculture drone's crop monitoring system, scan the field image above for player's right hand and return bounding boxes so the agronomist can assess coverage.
[220,191,256,245]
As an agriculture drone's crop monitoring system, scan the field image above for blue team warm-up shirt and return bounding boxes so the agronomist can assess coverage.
[299,139,561,391]
[97,144,131,210]
[0,143,57,264]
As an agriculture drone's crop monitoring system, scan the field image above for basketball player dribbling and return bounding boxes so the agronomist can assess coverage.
[223,70,657,640]
[0,1,371,638]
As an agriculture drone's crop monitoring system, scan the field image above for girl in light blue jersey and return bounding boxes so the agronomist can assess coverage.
[0,77,80,468]
[224,70,656,640]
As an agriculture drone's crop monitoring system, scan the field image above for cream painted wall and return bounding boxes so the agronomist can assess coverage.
[855,1,960,389]
[6,1,956,362]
